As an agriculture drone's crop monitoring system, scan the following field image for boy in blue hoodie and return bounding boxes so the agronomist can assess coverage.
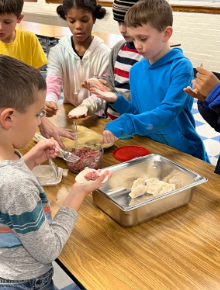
[91,0,209,163]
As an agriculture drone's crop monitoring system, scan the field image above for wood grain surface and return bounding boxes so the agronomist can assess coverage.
[17,21,180,49]
[20,104,220,290]
[17,21,124,47]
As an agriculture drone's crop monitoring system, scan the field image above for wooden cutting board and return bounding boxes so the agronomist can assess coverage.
[34,125,114,158]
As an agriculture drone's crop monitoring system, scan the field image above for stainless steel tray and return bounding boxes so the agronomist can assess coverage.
[93,154,207,227]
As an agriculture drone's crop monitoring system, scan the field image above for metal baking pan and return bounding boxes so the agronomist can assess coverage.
[93,154,207,227]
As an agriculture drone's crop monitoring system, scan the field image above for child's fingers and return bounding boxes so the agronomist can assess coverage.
[183,87,198,98]
[49,148,59,158]
[38,139,59,149]
[92,170,112,187]
[90,89,106,100]
[196,67,208,74]
[45,102,58,111]
[68,115,78,119]
[98,79,108,86]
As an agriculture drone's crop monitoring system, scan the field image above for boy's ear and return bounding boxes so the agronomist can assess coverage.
[163,26,173,42]
[0,109,15,130]
[17,14,24,24]
[93,16,96,24]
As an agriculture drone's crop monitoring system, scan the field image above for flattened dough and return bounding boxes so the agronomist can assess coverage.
[87,78,99,87]
[68,106,88,117]
[75,168,109,184]
[94,88,115,98]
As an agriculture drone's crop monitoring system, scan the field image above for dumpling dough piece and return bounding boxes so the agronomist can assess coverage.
[146,178,161,194]
[129,185,147,198]
[130,178,147,198]
[75,168,109,184]
[68,105,88,117]
[87,78,99,87]
[146,178,176,196]
[94,88,116,99]
[153,183,176,197]
[131,178,146,191]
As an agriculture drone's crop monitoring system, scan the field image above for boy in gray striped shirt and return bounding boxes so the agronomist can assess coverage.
[0,55,111,289]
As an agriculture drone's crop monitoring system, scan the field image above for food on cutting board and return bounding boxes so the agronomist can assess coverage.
[75,168,109,184]
[129,177,176,198]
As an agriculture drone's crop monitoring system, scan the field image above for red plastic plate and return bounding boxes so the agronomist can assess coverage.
[113,145,150,162]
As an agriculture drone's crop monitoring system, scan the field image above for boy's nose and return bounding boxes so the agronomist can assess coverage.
[134,41,142,51]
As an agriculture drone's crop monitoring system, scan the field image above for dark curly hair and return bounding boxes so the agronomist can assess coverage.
[57,0,106,21]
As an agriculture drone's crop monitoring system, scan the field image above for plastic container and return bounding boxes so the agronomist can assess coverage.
[66,143,103,174]
[113,145,150,161]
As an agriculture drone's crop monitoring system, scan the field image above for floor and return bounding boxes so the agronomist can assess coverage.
[53,261,80,290]
[192,99,220,166]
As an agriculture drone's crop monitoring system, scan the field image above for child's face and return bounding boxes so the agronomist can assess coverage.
[0,13,23,43]
[118,22,133,42]
[127,23,172,64]
[11,90,46,149]
[66,8,95,43]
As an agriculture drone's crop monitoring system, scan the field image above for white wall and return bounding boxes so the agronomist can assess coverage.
[23,0,220,72]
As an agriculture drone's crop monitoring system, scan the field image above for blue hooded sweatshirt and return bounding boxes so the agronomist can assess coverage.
[105,48,210,163]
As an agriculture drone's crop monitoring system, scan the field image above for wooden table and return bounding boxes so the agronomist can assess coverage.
[17,21,124,49]
[17,21,180,51]
[21,103,220,290]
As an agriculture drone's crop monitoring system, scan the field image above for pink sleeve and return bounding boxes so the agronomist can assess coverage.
[46,75,62,103]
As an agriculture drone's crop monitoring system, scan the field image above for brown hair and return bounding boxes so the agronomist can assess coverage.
[0,0,24,18]
[124,0,173,32]
[0,55,46,113]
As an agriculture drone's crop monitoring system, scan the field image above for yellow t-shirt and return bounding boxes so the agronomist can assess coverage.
[0,29,47,69]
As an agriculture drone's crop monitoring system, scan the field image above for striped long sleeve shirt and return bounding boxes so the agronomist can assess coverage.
[107,41,143,120]
[0,151,78,280]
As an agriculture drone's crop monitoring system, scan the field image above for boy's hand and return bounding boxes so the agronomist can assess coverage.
[195,67,220,97]
[44,101,58,117]
[24,139,59,170]
[183,86,207,102]
[62,170,112,211]
[73,170,112,195]
[81,80,91,91]
[90,87,117,103]
[39,117,75,149]
[97,79,113,92]
[101,130,119,144]
[68,112,88,119]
